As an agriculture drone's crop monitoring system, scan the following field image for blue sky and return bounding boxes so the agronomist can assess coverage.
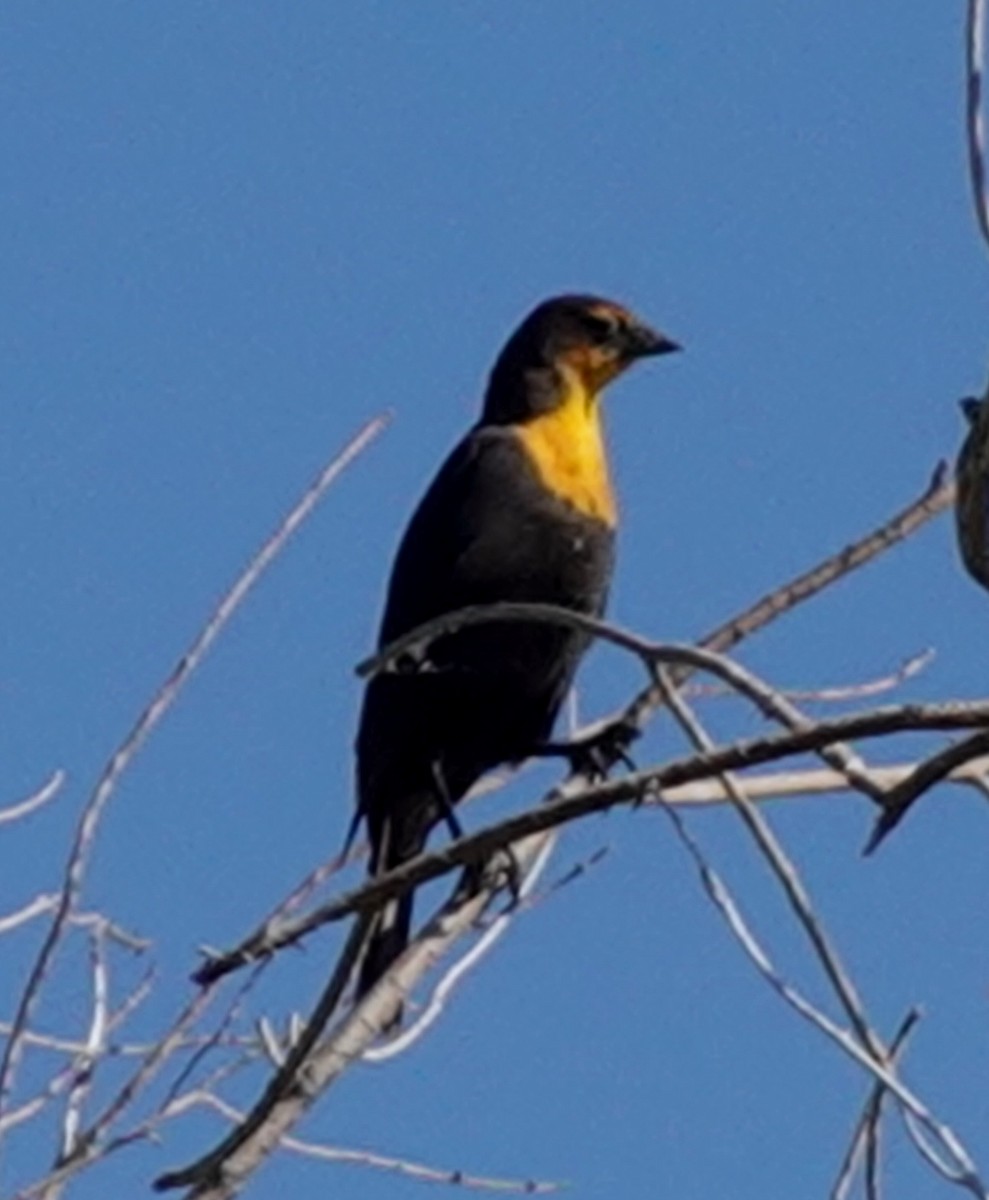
[2,4,988,1198]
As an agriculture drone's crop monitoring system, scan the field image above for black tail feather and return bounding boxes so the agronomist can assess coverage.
[354,811,426,1016]
[356,891,414,1004]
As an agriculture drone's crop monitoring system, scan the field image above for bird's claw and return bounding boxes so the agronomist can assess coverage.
[491,846,523,903]
[537,718,641,781]
[458,846,523,907]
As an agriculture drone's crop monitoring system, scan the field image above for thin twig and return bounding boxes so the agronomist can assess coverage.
[518,845,611,911]
[864,729,989,853]
[16,988,221,1197]
[156,834,551,1198]
[158,969,266,1118]
[654,757,989,807]
[0,1025,256,1061]
[169,1091,559,1193]
[653,670,878,1057]
[0,1061,81,1138]
[196,843,366,973]
[661,679,971,1195]
[686,648,934,703]
[154,913,376,1193]
[0,896,58,937]
[194,767,523,986]
[967,0,989,253]
[104,967,157,1037]
[615,461,953,737]
[604,461,951,819]
[658,801,987,1196]
[0,772,65,826]
[0,415,390,1133]
[657,676,987,1195]
[59,924,110,1163]
[831,1010,921,1200]
[68,912,150,953]
[696,463,953,658]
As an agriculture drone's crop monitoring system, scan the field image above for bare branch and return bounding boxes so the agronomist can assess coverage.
[604,462,949,752]
[658,675,988,1195]
[831,1010,922,1200]
[156,831,554,1195]
[195,843,366,975]
[697,463,953,656]
[195,746,968,993]
[13,988,223,1198]
[193,692,989,985]
[68,912,150,953]
[171,1091,560,1193]
[652,753,989,807]
[86,991,221,1146]
[967,0,989,253]
[0,895,58,937]
[0,1061,80,1139]
[0,414,390,1130]
[653,670,879,1055]
[59,924,111,1163]
[0,772,64,826]
[685,647,934,703]
[157,969,266,1119]
[865,729,989,853]
[658,800,988,1196]
[518,844,611,910]
[154,913,376,1193]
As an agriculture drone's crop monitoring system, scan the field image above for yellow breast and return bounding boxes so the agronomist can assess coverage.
[513,377,617,527]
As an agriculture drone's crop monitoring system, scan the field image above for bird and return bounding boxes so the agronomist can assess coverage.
[956,389,989,593]
[353,293,680,1006]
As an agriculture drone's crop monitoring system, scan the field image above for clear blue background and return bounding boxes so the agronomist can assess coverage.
[2,4,988,1197]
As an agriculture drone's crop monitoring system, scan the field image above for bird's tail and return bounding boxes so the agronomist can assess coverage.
[357,890,415,1003]
[355,814,426,1010]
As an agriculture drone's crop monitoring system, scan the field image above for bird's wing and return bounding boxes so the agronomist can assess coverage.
[377,424,539,646]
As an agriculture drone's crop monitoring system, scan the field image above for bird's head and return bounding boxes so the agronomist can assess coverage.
[484,294,680,423]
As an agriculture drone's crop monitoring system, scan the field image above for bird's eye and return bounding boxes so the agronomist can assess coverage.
[584,311,620,345]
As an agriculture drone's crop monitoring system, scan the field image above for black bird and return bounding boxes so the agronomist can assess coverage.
[354,294,680,1003]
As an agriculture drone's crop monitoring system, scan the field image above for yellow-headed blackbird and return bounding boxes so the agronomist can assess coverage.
[354,293,679,999]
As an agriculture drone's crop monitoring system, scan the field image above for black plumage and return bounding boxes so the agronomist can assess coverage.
[354,294,679,1002]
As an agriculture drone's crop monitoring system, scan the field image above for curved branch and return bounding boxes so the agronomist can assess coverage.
[0,771,64,826]
[193,697,989,985]
[864,728,989,853]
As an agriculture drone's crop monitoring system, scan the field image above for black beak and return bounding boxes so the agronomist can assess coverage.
[961,396,984,426]
[624,323,682,359]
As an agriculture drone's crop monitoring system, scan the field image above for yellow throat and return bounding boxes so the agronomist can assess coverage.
[514,370,617,527]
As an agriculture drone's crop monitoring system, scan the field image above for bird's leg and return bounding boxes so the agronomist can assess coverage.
[430,760,464,841]
[455,847,523,909]
[430,761,522,904]
[535,715,641,780]
[490,845,523,905]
